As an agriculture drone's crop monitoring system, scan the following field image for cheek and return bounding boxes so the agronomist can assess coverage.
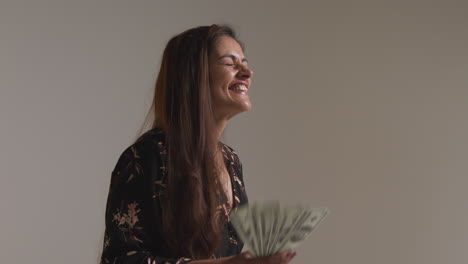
[210,70,232,92]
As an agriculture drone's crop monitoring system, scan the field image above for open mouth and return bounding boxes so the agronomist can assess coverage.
[228,84,248,92]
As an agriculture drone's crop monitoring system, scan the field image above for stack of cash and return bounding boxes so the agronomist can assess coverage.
[230,201,329,257]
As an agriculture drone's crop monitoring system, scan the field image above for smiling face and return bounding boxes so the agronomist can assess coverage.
[209,35,253,122]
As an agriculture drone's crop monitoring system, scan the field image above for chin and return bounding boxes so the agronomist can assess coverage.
[234,103,252,116]
[243,104,252,112]
[236,100,252,112]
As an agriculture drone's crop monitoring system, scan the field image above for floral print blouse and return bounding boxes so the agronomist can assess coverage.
[100,128,248,264]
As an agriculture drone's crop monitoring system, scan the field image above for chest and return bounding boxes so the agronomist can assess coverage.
[219,164,233,208]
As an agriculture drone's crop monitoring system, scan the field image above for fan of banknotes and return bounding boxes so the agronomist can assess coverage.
[230,201,329,257]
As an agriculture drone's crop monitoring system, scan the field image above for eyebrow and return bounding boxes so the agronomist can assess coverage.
[217,54,248,63]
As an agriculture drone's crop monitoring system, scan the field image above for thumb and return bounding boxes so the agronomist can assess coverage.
[241,251,254,259]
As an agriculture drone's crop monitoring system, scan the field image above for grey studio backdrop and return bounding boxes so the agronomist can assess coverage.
[1,0,467,263]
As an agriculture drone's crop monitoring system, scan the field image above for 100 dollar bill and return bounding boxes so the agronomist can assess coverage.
[230,201,329,257]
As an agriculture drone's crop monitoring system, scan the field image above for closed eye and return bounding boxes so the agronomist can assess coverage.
[218,54,248,67]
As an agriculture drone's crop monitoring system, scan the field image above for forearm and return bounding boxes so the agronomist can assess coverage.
[190,256,236,264]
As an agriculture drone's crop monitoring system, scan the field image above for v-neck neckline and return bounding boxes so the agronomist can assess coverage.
[221,143,237,211]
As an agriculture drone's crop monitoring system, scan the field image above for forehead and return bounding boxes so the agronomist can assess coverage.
[212,35,244,57]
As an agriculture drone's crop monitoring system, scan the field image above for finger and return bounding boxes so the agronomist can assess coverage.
[266,251,288,264]
[279,251,294,262]
[286,251,297,262]
[242,251,254,259]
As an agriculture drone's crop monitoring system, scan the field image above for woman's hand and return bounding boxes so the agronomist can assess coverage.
[226,251,296,264]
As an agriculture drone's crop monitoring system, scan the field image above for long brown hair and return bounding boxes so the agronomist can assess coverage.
[137,24,243,259]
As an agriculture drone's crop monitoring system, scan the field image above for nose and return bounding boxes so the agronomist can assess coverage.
[237,64,253,79]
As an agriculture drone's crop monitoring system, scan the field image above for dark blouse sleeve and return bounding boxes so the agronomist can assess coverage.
[100,142,192,264]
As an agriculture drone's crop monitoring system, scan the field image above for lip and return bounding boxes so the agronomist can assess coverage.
[229,90,248,95]
[228,81,249,90]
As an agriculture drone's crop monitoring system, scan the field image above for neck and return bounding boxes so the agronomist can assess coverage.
[214,118,228,142]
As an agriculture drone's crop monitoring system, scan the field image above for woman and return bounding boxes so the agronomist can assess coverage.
[100,24,296,264]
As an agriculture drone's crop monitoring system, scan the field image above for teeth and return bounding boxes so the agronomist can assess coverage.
[230,85,248,91]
